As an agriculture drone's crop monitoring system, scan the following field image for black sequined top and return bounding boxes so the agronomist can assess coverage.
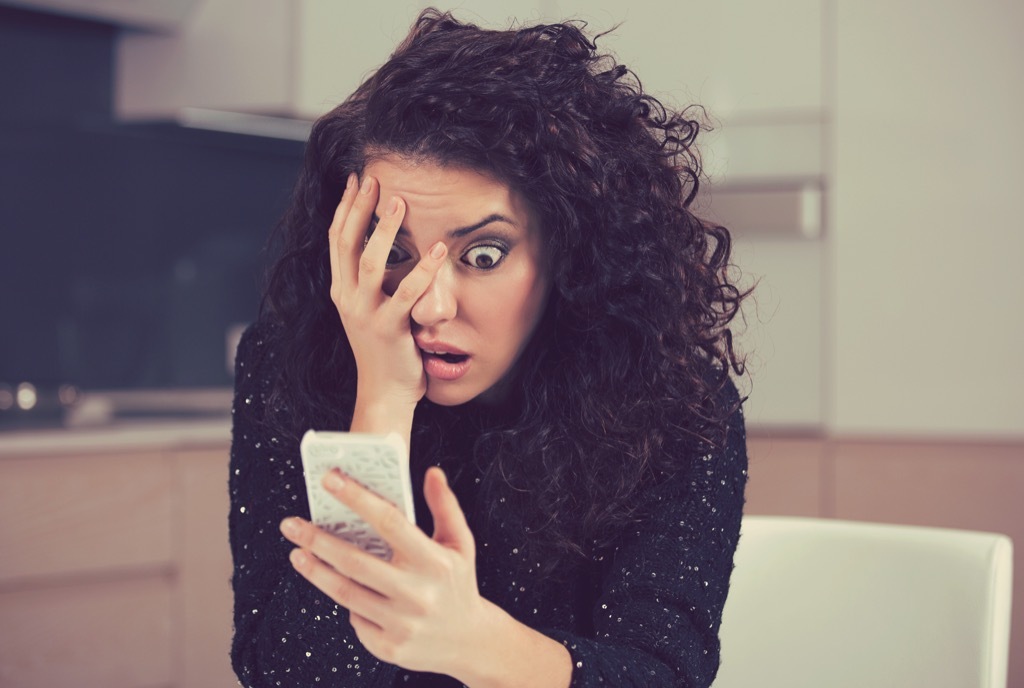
[229,323,748,688]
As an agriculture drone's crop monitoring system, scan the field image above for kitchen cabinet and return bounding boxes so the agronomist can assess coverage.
[550,0,828,431]
[0,428,235,688]
[550,0,823,118]
[731,239,824,429]
[116,1,1024,435]
[0,452,174,583]
[1,421,1020,686]
[116,0,830,430]
[830,2,1024,437]
[0,0,201,31]
[178,447,236,688]
[117,0,824,122]
[117,0,540,121]
[0,577,175,688]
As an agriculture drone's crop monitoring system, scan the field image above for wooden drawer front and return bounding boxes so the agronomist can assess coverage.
[0,575,174,688]
[0,452,174,583]
[177,449,237,688]
[833,441,1024,531]
[745,436,825,517]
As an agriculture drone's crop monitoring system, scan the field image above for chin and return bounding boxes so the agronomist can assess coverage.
[424,383,481,407]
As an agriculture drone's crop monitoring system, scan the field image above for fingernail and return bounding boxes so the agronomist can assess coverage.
[386,196,400,216]
[290,549,308,568]
[360,176,373,195]
[280,517,301,538]
[430,242,446,259]
[346,172,356,190]
[324,471,345,491]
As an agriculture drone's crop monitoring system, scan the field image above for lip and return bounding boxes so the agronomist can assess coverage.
[419,349,472,381]
[413,337,472,381]
[413,338,469,356]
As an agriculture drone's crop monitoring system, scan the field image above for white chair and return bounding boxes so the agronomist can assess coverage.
[714,516,1013,688]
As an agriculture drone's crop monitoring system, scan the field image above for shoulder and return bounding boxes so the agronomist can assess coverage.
[646,370,748,503]
[695,366,746,459]
[235,320,277,369]
[669,367,747,459]
[231,319,287,421]
[714,373,746,453]
[234,319,290,384]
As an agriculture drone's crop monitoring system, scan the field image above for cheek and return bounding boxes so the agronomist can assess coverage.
[476,273,548,349]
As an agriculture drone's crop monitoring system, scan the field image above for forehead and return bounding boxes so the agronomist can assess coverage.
[362,155,535,231]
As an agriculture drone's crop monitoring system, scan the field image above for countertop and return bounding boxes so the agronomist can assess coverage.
[0,387,234,456]
[0,418,231,456]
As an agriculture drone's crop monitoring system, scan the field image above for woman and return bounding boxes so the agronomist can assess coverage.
[230,8,749,688]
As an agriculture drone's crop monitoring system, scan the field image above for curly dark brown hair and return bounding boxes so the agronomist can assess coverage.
[260,8,749,580]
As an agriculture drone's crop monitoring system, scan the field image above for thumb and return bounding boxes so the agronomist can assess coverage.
[424,467,474,554]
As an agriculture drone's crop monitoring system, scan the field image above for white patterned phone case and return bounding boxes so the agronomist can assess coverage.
[299,430,414,561]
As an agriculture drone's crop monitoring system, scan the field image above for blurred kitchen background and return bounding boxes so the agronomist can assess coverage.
[0,1,1021,687]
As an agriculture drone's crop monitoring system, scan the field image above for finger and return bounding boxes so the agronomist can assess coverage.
[349,611,386,650]
[280,516,404,599]
[424,467,475,554]
[338,174,380,291]
[323,470,435,567]
[382,241,448,319]
[358,194,406,297]
[328,172,361,294]
[288,547,395,628]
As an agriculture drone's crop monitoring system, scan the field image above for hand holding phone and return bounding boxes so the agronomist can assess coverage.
[299,430,415,560]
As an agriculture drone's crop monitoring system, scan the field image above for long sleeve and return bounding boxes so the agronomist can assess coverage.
[228,323,396,688]
[228,320,748,688]
[540,381,748,688]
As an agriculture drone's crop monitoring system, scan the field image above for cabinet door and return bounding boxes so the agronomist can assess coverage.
[831,2,1024,436]
[0,452,174,583]
[551,0,823,117]
[0,451,176,688]
[176,448,237,688]
[0,577,174,688]
[731,239,824,429]
[119,0,549,120]
[294,0,424,119]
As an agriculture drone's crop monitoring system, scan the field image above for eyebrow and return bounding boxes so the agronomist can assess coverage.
[371,213,519,239]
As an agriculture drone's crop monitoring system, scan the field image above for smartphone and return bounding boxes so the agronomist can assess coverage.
[299,429,414,560]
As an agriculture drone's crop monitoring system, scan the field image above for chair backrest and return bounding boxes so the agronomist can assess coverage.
[714,516,1013,688]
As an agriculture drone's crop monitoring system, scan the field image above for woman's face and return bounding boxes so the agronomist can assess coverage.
[362,155,551,407]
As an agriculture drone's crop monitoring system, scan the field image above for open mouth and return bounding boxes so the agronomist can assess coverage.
[419,348,473,382]
[422,351,470,364]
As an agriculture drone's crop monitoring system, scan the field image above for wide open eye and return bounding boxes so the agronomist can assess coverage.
[385,244,410,267]
[461,244,507,270]
[364,217,410,268]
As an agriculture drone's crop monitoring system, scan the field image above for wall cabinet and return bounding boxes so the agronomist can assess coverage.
[116,0,824,122]
[117,0,540,121]
[117,0,1024,437]
[115,0,831,431]
[830,2,1024,437]
[550,0,828,431]
[550,0,823,118]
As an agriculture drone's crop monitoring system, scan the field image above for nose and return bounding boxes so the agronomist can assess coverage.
[410,261,457,327]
